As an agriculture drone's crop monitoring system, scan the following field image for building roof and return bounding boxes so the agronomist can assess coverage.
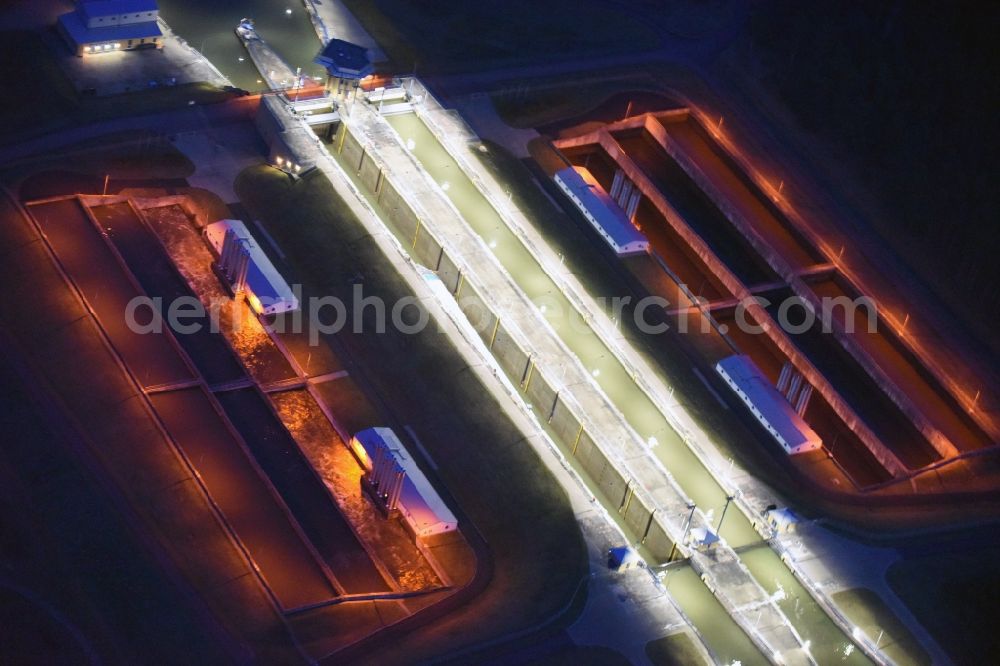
[689,526,720,547]
[764,507,800,529]
[353,428,457,537]
[314,38,373,79]
[59,11,160,45]
[715,355,822,454]
[204,219,299,315]
[79,0,158,21]
[608,546,643,570]
[554,166,648,256]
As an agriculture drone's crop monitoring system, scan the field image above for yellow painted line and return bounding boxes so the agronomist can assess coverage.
[572,424,584,456]
[489,316,500,348]
[621,483,634,514]
[411,219,421,248]
[523,360,535,391]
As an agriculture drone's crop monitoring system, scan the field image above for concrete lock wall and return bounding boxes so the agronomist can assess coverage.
[524,366,559,421]
[339,126,366,174]
[454,279,497,339]
[255,99,286,146]
[573,430,602,479]
[547,397,584,446]
[412,220,444,270]
[375,179,419,242]
[438,252,462,294]
[619,490,675,562]
[490,324,531,383]
[598,455,631,512]
[335,118,674,560]
[642,516,674,562]
[621,491,653,534]
[358,152,382,193]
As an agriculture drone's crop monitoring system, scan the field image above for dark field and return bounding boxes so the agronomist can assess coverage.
[887,543,1000,664]
[721,0,1000,355]
[342,0,659,71]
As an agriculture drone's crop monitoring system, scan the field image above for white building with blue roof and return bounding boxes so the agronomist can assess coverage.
[204,219,299,316]
[715,355,822,455]
[554,166,649,257]
[58,0,162,56]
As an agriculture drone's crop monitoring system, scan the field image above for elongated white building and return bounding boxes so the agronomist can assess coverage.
[554,166,649,257]
[204,219,298,316]
[350,427,457,539]
[715,355,822,455]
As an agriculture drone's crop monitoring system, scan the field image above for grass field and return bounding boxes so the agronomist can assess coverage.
[645,631,710,666]
[886,546,1000,664]
[341,0,659,73]
[524,643,631,665]
[492,76,659,130]
[234,164,588,661]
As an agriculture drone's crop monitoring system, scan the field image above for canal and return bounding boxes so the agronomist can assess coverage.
[665,565,769,666]
[740,545,870,665]
[379,111,872,666]
[386,112,760,548]
[158,0,326,91]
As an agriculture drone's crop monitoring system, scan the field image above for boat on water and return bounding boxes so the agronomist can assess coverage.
[235,18,257,41]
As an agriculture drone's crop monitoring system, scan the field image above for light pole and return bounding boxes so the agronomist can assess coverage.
[667,502,696,562]
[716,494,735,535]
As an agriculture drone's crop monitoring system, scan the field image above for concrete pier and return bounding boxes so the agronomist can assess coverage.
[236,19,315,91]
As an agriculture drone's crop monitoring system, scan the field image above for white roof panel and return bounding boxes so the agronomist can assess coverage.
[554,166,648,256]
[353,427,457,537]
[715,355,822,454]
[204,219,298,315]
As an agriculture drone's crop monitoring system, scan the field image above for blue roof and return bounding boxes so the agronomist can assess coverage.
[79,0,158,20]
[554,166,648,256]
[60,10,161,44]
[314,39,373,79]
[715,355,822,454]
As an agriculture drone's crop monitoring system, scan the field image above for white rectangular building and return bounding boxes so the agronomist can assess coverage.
[554,166,649,257]
[350,427,458,539]
[715,355,822,455]
[58,0,163,56]
[204,219,299,316]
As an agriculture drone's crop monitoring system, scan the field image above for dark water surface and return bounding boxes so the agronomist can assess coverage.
[158,0,326,90]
